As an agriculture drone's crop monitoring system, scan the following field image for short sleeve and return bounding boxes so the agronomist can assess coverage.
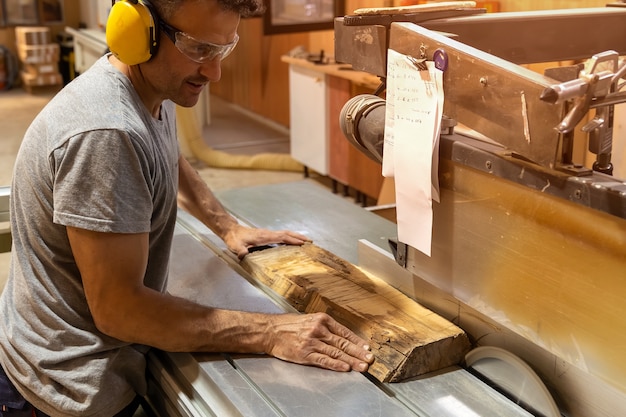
[52,129,153,233]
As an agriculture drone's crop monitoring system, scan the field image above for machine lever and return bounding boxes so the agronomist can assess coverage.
[543,50,625,173]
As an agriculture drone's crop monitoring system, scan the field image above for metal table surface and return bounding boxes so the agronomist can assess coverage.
[215,180,397,264]
[149,181,534,417]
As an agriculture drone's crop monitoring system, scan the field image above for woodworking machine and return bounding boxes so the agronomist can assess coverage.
[334,3,626,417]
[147,191,547,417]
[138,5,626,417]
[1,4,606,417]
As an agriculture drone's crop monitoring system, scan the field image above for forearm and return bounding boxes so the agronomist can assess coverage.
[176,156,311,258]
[68,221,370,372]
[177,156,238,238]
[100,287,373,373]
[99,285,271,353]
[68,225,267,353]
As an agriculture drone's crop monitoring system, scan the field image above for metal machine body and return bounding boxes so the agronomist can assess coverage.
[335,6,626,75]
[335,5,626,417]
[145,189,538,417]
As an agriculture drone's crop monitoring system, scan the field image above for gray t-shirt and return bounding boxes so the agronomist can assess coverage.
[0,55,179,416]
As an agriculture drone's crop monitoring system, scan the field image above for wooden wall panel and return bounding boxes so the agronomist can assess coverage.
[210,17,309,127]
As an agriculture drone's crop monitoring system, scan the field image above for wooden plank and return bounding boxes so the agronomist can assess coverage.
[353,1,477,15]
[280,56,382,89]
[240,242,471,382]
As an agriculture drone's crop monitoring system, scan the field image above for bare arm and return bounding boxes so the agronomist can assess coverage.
[67,227,373,372]
[177,156,309,258]
[176,155,239,238]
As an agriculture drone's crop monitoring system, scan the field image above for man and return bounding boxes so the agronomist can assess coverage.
[0,0,374,415]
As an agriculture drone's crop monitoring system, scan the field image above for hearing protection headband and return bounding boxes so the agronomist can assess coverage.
[107,0,239,65]
[106,0,159,65]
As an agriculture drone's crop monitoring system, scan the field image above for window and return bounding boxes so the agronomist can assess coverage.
[0,0,63,27]
[263,0,344,34]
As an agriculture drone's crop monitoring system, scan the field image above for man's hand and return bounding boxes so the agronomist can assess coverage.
[177,156,310,258]
[223,223,310,259]
[265,312,374,373]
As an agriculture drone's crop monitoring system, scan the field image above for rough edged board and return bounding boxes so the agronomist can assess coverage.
[240,243,471,382]
[353,1,476,15]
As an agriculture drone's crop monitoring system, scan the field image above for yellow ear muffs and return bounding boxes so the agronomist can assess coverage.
[106,0,160,65]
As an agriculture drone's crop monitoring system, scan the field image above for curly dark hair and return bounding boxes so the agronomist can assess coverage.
[152,0,265,19]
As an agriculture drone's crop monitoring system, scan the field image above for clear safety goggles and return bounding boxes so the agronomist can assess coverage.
[160,20,239,63]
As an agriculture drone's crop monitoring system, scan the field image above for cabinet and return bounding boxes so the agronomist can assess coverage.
[288,64,329,175]
[285,57,385,202]
[64,27,106,74]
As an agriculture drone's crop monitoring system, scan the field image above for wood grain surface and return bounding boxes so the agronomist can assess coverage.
[240,242,471,382]
[354,1,477,15]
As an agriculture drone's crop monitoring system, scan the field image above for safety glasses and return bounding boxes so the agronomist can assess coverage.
[159,19,239,63]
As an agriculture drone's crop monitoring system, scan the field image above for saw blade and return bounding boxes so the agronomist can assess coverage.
[465,346,560,417]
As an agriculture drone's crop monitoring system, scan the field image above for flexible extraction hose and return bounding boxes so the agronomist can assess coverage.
[176,105,304,172]
[339,94,386,164]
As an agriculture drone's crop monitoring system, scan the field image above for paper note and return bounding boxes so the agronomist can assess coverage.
[383,49,444,256]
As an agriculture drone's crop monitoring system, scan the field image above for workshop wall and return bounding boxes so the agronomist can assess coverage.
[209,17,309,128]
[0,0,614,127]
[213,0,612,128]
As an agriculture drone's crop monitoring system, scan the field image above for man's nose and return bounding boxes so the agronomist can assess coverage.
[199,58,222,82]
